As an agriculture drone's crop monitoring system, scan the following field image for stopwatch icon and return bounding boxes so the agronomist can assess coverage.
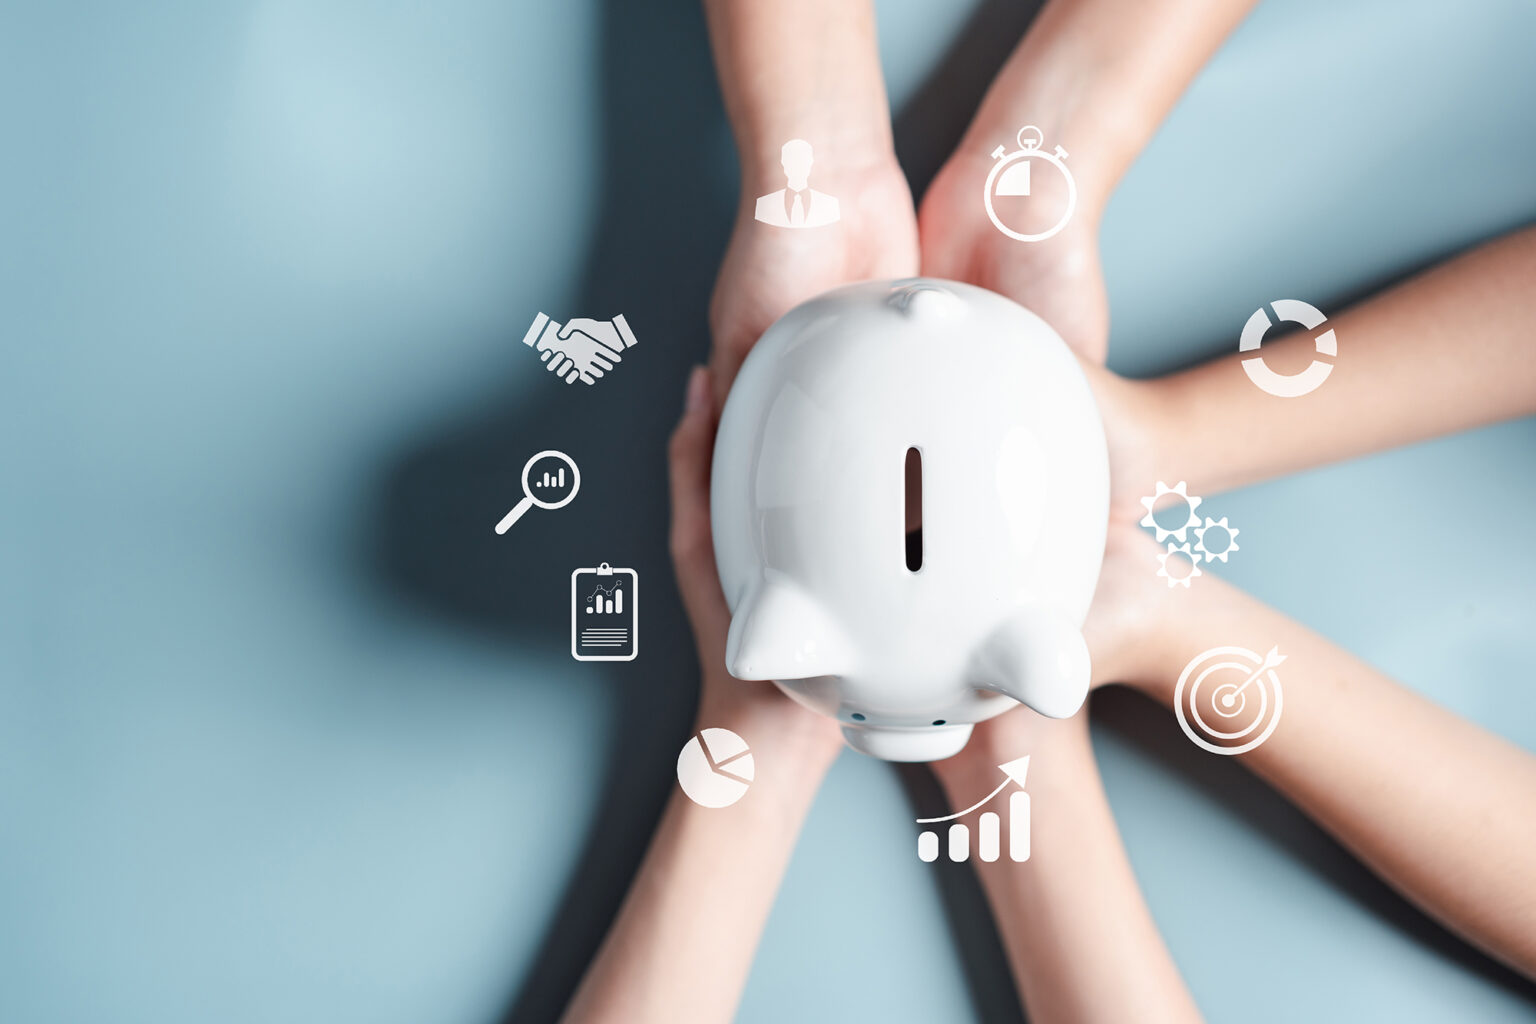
[983,125,1078,242]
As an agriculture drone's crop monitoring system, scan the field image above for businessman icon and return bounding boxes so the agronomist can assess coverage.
[522,312,640,386]
[754,139,841,229]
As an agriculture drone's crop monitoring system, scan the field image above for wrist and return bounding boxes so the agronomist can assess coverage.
[959,29,1164,213]
[960,100,1136,219]
[692,694,843,795]
[1129,371,1184,484]
[932,711,1099,804]
[1137,370,1210,510]
[736,130,904,216]
[1119,602,1195,706]
[706,0,896,199]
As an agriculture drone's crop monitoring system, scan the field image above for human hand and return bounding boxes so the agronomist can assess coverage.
[930,588,1205,1024]
[931,694,1096,802]
[918,0,1260,367]
[1060,358,1183,689]
[709,159,918,406]
[526,313,638,385]
[920,143,1109,364]
[670,366,846,759]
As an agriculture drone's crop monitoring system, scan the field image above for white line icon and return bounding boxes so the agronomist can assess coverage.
[1240,300,1336,398]
[1193,516,1240,562]
[917,756,1031,863]
[984,125,1077,242]
[677,728,755,808]
[1175,646,1285,755]
[754,139,840,228]
[1157,542,1203,588]
[1140,482,1241,587]
[571,563,638,661]
[522,312,639,386]
[1139,481,1202,543]
[495,450,580,533]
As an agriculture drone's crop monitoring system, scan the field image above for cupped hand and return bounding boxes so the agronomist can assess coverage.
[919,148,1108,364]
[669,366,846,757]
[709,160,919,407]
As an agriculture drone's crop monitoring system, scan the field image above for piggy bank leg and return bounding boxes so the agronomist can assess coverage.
[725,580,853,682]
[969,608,1091,719]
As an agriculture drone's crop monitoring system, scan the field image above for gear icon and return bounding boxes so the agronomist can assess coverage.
[1156,542,1204,588]
[1139,481,1203,542]
[1193,516,1240,563]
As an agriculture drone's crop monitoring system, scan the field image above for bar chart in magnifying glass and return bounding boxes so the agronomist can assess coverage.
[917,756,1031,863]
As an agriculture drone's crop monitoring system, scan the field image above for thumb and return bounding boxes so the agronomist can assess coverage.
[668,366,729,647]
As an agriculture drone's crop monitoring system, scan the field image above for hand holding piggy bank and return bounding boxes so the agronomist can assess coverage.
[710,279,1109,762]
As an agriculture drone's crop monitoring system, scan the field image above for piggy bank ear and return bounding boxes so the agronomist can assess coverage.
[725,581,853,681]
[970,608,1090,719]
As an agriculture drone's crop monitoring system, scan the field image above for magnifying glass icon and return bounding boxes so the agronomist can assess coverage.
[495,449,581,534]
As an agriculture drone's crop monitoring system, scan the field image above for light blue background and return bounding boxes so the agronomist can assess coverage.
[3,1,1534,1022]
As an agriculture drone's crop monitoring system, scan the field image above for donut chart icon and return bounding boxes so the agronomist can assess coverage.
[1240,300,1336,398]
[676,728,755,808]
[1175,645,1285,756]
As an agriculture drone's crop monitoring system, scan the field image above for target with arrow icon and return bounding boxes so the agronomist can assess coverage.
[1175,645,1285,755]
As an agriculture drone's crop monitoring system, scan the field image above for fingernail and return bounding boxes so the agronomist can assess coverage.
[685,365,709,414]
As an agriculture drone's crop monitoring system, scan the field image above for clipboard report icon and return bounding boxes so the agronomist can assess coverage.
[572,563,638,661]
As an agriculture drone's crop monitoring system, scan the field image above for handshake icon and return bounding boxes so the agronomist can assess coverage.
[522,311,640,386]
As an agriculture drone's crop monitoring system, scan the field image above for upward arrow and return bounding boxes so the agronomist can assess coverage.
[915,754,1032,824]
[999,755,1030,790]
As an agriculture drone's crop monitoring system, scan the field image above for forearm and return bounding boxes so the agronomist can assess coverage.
[702,0,895,188]
[1143,224,1536,497]
[562,713,838,1024]
[1130,574,1536,976]
[963,0,1258,208]
[938,725,1202,1024]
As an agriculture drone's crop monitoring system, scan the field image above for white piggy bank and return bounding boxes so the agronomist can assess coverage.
[710,279,1109,762]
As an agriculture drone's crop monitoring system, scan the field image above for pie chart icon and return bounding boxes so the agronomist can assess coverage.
[676,728,755,808]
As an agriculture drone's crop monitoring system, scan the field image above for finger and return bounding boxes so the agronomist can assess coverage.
[709,346,746,413]
[540,349,553,363]
[669,366,730,647]
[591,354,614,372]
[565,367,579,384]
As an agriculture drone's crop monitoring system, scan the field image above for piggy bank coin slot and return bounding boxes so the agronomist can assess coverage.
[904,446,923,572]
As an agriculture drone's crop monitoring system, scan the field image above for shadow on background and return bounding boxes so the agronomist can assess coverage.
[365,0,1535,1020]
[366,0,727,1020]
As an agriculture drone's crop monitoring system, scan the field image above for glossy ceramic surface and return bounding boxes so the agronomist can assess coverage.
[712,279,1109,761]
